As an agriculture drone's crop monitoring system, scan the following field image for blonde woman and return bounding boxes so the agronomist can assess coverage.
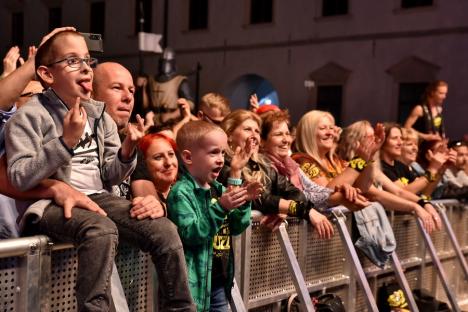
[293,110,377,202]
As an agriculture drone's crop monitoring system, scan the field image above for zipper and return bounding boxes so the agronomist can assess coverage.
[94,106,106,183]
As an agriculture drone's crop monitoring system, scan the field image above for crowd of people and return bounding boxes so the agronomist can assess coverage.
[0,27,466,312]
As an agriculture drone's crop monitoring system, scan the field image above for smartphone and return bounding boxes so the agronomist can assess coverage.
[80,32,104,53]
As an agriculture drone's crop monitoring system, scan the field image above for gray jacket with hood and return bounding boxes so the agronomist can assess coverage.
[4,88,136,225]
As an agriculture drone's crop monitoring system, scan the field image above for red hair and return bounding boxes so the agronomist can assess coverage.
[139,133,177,157]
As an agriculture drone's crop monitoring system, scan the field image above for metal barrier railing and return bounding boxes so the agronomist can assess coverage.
[1,200,467,311]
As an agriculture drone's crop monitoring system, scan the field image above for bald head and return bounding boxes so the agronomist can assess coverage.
[93,62,135,129]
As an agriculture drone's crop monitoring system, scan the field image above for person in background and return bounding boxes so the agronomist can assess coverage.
[442,141,468,198]
[197,92,231,125]
[404,80,448,141]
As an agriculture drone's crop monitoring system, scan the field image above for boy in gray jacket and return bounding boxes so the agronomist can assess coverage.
[5,30,194,311]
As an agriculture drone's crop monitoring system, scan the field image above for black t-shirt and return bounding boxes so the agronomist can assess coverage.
[381,160,416,185]
[210,186,230,287]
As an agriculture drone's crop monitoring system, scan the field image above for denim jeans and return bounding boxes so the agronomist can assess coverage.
[35,192,195,312]
[209,285,228,312]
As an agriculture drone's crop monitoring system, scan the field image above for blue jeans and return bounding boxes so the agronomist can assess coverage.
[33,192,195,312]
[210,285,228,312]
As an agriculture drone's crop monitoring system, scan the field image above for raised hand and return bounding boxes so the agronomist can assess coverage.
[62,97,87,149]
[249,94,259,112]
[177,98,193,120]
[121,114,146,160]
[40,27,76,47]
[373,123,385,149]
[427,149,448,172]
[230,137,255,172]
[332,125,342,142]
[143,111,155,132]
[243,180,263,201]
[1,46,21,78]
[219,187,248,211]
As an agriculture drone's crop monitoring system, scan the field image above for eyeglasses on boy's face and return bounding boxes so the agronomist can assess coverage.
[46,56,98,69]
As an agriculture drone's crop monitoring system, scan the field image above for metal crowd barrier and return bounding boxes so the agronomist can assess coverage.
[0,199,467,311]
[238,199,467,311]
[0,239,154,311]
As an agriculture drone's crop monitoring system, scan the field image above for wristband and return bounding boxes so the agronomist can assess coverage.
[288,200,298,217]
[227,177,243,186]
[288,200,313,219]
[349,157,369,172]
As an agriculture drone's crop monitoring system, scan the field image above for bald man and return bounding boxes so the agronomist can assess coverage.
[92,62,195,311]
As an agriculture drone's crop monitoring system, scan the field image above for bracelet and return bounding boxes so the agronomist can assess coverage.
[417,198,430,207]
[349,157,370,172]
[424,170,438,182]
[420,194,432,201]
[227,177,243,186]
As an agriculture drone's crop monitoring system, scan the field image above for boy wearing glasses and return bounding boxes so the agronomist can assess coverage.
[5,30,195,311]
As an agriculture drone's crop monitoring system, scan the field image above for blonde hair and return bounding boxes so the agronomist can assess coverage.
[295,110,338,170]
[401,127,419,144]
[199,92,231,116]
[220,109,268,184]
[337,120,372,161]
[176,120,223,152]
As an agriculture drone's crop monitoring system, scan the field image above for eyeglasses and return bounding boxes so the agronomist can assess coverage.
[46,56,98,69]
[202,113,223,125]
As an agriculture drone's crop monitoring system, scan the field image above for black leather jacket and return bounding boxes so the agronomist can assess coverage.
[219,156,306,215]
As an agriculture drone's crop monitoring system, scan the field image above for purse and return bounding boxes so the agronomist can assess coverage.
[287,293,346,312]
[314,293,346,312]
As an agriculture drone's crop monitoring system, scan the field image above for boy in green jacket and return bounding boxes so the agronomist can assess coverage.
[167,120,260,311]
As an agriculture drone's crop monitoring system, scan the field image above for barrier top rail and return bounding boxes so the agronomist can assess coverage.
[0,235,50,258]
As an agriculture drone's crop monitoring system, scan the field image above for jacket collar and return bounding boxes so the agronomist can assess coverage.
[42,88,105,119]
[179,166,223,194]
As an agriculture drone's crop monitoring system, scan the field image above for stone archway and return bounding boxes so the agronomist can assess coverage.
[223,73,280,110]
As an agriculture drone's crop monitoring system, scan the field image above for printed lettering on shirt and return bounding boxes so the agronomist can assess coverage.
[213,219,230,256]
[301,162,320,179]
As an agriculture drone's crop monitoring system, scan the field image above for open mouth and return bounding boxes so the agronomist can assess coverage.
[211,167,223,178]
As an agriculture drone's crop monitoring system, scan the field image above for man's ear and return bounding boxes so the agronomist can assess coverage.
[181,149,192,165]
[36,65,54,86]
